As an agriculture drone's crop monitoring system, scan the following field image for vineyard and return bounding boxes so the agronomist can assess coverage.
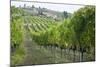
[11,5,95,66]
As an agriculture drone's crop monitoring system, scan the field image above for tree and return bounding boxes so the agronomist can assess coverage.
[24,4,26,8]
[38,7,43,15]
[70,6,95,61]
[32,5,34,8]
[63,11,68,19]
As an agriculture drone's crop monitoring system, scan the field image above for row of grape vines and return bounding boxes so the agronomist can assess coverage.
[11,5,95,66]
[26,6,95,63]
[11,6,26,66]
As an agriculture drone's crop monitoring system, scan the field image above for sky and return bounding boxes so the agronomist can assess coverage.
[11,0,95,13]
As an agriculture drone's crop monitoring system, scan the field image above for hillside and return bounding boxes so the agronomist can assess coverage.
[22,6,71,21]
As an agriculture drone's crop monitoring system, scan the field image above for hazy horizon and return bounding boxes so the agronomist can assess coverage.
[11,1,85,13]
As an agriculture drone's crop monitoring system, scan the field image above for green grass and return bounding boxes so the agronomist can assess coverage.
[11,45,26,66]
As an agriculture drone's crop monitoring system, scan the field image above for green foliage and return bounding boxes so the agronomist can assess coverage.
[11,6,24,16]
[11,6,25,66]
[30,6,95,54]
[11,5,95,65]
[11,17,23,46]
[70,6,95,52]
[11,46,25,66]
